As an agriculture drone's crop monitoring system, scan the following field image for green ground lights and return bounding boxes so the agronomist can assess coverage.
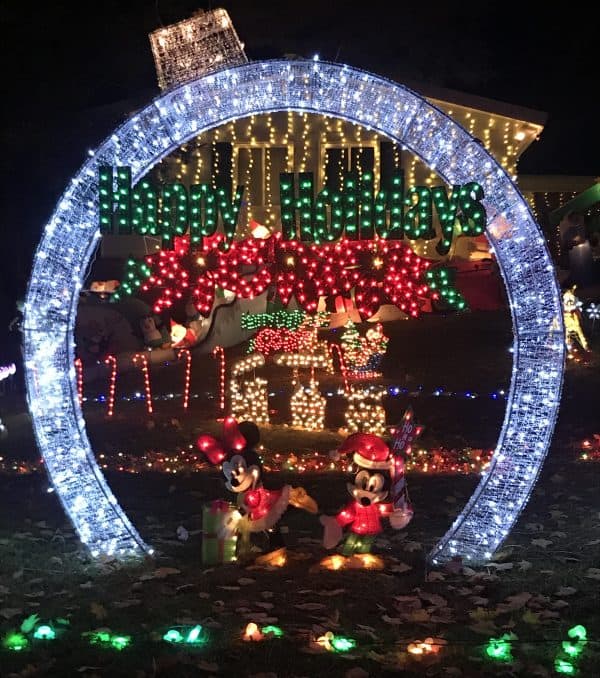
[555,625,588,675]
[485,634,513,662]
[33,624,57,640]
[3,632,29,652]
[163,625,206,646]
[86,630,132,650]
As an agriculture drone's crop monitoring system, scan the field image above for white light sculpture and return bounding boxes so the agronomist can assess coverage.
[149,8,247,91]
[24,60,564,563]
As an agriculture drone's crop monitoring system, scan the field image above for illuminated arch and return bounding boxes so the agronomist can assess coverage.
[24,60,564,563]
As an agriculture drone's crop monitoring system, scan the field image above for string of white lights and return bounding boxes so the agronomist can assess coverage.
[23,60,564,563]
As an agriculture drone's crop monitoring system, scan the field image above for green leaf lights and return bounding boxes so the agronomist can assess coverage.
[33,624,56,641]
[240,309,307,331]
[485,634,513,662]
[424,267,467,311]
[3,632,29,652]
[163,625,205,645]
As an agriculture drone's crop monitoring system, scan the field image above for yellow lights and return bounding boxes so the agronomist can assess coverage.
[319,553,384,570]
[285,255,295,267]
[320,554,346,570]
[196,255,206,266]
[407,637,445,656]
[230,355,270,425]
[251,224,271,239]
[372,256,384,269]
[562,287,589,356]
[290,380,326,430]
[149,8,247,91]
[254,546,287,567]
[514,130,526,141]
[274,352,332,373]
[344,386,387,437]
[243,623,264,642]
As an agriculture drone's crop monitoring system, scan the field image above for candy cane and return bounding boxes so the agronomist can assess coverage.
[133,353,153,415]
[212,345,226,414]
[177,349,192,410]
[329,344,349,394]
[104,355,117,417]
[74,358,83,407]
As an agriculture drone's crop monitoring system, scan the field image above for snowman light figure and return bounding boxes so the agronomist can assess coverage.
[320,433,413,566]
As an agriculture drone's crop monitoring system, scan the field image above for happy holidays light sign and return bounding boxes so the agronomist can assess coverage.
[99,166,486,255]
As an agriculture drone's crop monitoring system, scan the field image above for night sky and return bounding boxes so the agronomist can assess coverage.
[1,0,598,341]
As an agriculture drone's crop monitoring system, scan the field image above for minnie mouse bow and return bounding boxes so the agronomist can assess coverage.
[196,417,246,465]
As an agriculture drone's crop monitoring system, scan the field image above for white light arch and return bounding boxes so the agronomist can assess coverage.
[24,60,564,563]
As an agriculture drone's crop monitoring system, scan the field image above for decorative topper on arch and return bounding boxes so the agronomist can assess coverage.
[23,60,564,563]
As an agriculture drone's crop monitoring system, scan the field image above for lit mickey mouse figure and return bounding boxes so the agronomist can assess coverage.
[320,432,413,567]
[198,418,317,565]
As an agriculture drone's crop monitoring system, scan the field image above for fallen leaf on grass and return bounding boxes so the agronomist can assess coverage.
[522,609,541,625]
[555,586,577,597]
[426,571,445,582]
[218,585,240,591]
[318,589,347,597]
[238,577,256,586]
[345,668,369,678]
[469,597,489,607]
[469,608,499,622]
[254,602,274,610]
[382,614,403,625]
[468,620,499,635]
[417,591,447,607]
[77,668,103,673]
[518,560,532,571]
[151,567,181,579]
[196,660,219,672]
[175,584,197,594]
[408,608,431,623]
[0,608,23,619]
[24,591,45,599]
[393,595,422,611]
[551,600,569,610]
[90,603,108,621]
[294,602,326,611]
[390,563,412,574]
[497,592,531,613]
[112,599,142,608]
[584,568,600,580]
[487,562,514,571]
[403,541,422,552]
[531,538,553,549]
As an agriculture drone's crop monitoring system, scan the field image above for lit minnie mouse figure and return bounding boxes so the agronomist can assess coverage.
[198,418,317,564]
[320,432,413,561]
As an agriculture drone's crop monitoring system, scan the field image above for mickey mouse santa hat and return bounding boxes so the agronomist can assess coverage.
[338,432,393,470]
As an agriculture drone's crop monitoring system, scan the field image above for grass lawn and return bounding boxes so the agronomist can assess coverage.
[0,310,599,677]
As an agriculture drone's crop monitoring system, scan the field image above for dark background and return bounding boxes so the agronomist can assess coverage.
[1,0,598,353]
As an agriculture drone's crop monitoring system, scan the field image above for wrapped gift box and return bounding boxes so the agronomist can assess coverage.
[201,500,238,565]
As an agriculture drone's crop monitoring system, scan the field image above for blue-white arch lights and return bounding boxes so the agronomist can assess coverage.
[23,60,564,563]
